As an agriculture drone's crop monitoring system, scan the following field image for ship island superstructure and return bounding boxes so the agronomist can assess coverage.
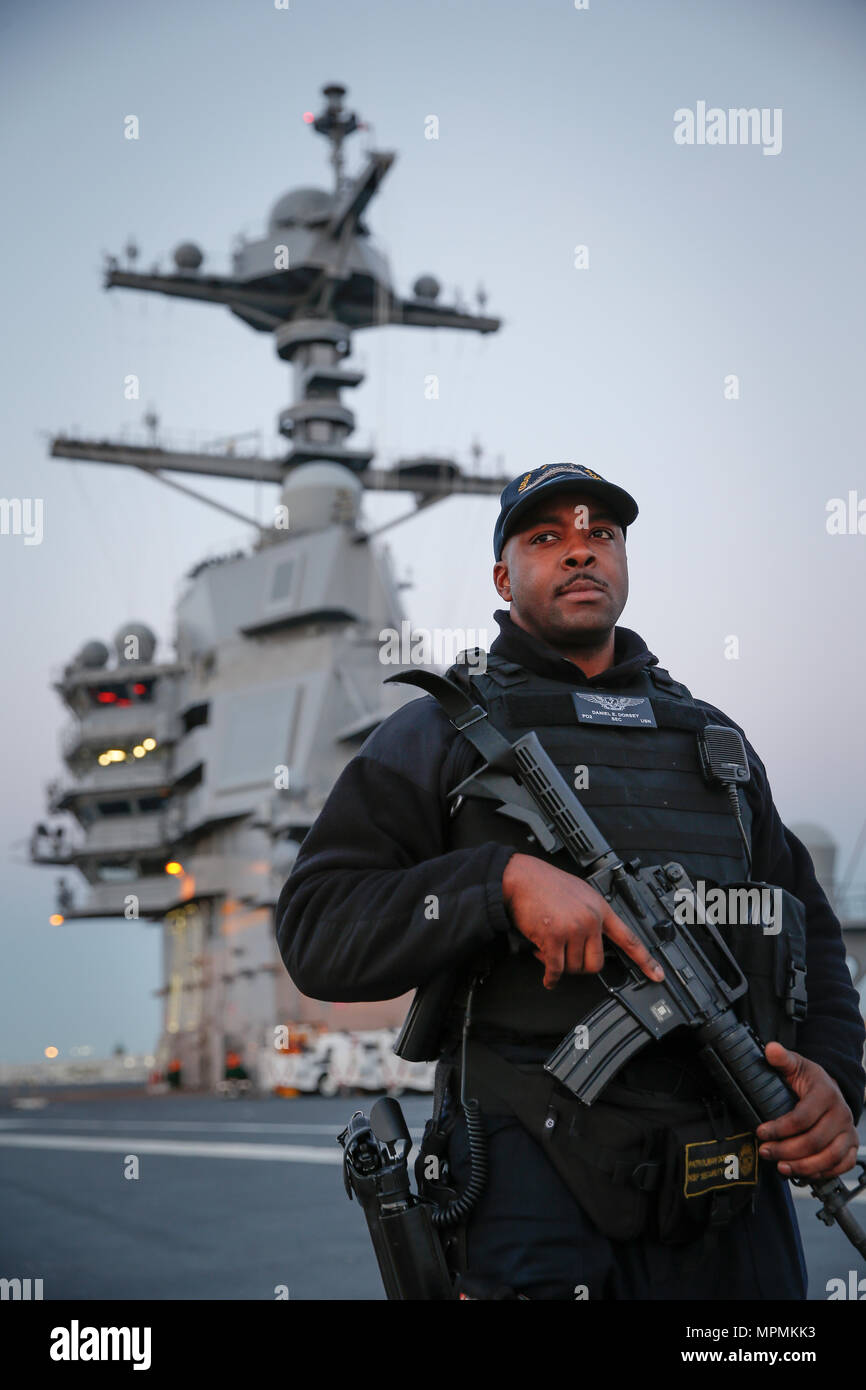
[29,84,511,1089]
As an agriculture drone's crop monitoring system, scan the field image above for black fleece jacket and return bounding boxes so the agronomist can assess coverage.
[275,609,866,1123]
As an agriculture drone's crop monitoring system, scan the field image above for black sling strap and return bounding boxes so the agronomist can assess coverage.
[384,669,515,767]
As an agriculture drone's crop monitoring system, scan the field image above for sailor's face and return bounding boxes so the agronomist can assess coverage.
[494,491,628,644]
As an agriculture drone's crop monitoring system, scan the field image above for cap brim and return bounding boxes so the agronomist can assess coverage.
[501,476,638,549]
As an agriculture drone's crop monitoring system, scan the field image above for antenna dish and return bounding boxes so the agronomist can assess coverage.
[77,640,110,670]
[174,242,204,271]
[268,187,335,230]
[114,623,157,665]
[413,275,440,301]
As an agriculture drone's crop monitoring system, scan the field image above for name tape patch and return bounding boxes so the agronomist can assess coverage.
[572,693,657,727]
[683,1132,758,1198]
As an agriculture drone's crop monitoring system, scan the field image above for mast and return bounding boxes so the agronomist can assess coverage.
[52,82,506,512]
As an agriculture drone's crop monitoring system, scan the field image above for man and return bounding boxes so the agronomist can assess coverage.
[275,462,865,1299]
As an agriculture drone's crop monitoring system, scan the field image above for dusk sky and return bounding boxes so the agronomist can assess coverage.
[2,0,864,1061]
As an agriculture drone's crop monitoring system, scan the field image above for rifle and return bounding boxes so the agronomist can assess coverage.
[386,669,866,1257]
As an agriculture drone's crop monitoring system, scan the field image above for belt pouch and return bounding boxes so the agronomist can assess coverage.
[561,1101,660,1241]
[653,1104,759,1244]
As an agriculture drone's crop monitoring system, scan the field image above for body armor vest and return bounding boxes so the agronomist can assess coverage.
[416,648,807,1245]
[442,650,802,1073]
[452,650,752,881]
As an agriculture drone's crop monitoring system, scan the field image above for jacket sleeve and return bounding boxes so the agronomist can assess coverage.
[274,694,515,1003]
[700,703,866,1124]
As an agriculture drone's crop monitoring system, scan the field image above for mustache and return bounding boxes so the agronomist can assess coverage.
[557,574,607,595]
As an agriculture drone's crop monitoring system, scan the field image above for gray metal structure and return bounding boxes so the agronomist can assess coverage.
[31,84,508,1089]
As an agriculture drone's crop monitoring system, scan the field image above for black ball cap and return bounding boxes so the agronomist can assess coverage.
[493,463,639,560]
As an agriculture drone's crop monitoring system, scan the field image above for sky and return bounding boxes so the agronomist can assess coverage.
[1,0,864,1061]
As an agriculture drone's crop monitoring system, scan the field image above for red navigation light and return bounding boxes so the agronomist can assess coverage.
[96,691,117,703]
[302,111,314,124]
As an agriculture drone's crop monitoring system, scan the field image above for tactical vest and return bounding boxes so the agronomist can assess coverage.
[442,649,804,1068]
[418,648,808,1247]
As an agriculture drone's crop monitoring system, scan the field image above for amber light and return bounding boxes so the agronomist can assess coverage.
[165,861,183,876]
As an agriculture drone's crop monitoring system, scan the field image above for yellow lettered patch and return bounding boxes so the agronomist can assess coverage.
[683,1132,758,1198]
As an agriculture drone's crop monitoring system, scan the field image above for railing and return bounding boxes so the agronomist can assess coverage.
[55,853,271,919]
[58,875,181,917]
[29,834,82,865]
[81,814,168,855]
[61,708,176,758]
[53,425,283,460]
[48,759,171,809]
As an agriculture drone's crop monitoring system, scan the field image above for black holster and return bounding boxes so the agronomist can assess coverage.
[339,1107,454,1299]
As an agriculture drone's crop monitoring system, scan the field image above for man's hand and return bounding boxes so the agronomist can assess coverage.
[501,852,665,990]
[756,1041,859,1179]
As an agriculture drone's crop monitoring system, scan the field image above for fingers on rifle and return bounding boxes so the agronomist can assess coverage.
[564,934,586,974]
[762,1112,847,1161]
[602,905,664,979]
[820,1143,861,1178]
[581,932,605,974]
[780,1133,860,1179]
[762,1093,831,1140]
[543,942,565,990]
